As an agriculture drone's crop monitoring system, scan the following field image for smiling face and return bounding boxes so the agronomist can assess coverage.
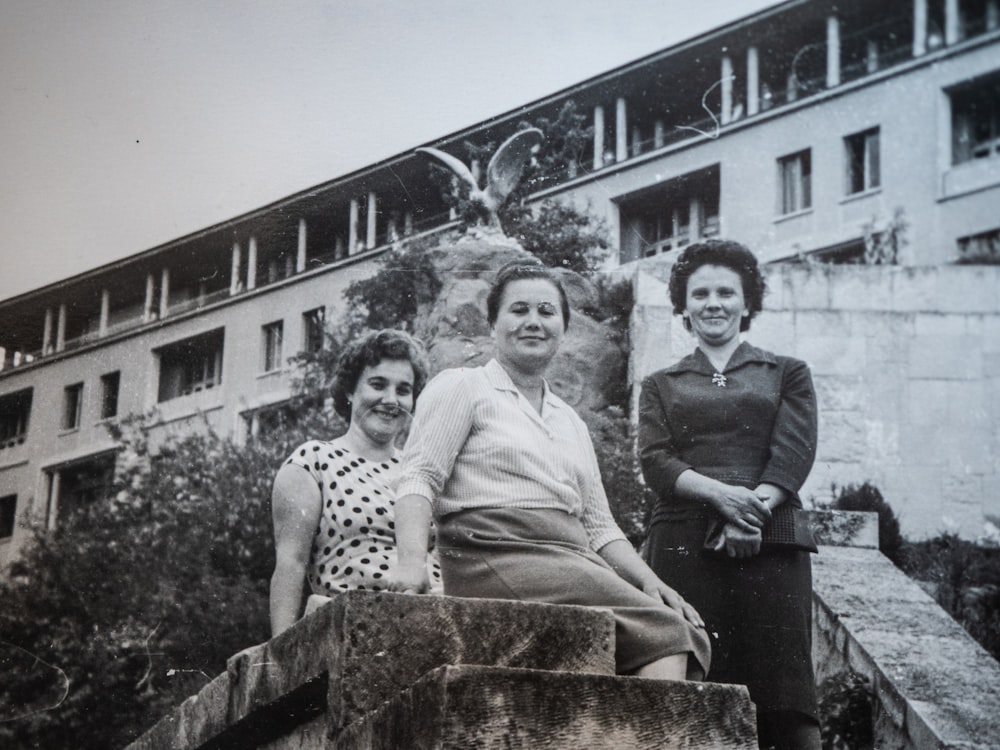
[684,264,749,349]
[347,358,415,447]
[492,278,566,375]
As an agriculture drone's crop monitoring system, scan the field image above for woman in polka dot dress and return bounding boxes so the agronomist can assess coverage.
[269,330,442,636]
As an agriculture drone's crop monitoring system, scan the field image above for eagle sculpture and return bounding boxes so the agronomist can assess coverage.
[417,127,544,229]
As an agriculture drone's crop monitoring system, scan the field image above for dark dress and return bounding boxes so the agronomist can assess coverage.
[638,341,818,719]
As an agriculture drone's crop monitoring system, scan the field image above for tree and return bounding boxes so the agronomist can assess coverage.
[0,350,344,749]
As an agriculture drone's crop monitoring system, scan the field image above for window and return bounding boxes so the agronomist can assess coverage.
[303,307,325,353]
[48,454,116,527]
[617,165,721,262]
[778,150,812,214]
[262,321,284,372]
[951,73,1000,164]
[100,371,121,419]
[957,227,1000,263]
[844,128,880,194]
[156,328,224,402]
[0,388,32,448]
[63,383,83,430]
[0,495,15,539]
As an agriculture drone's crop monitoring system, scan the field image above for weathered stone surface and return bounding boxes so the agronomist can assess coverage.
[812,546,1000,748]
[806,509,878,548]
[334,665,759,750]
[327,592,616,730]
[125,672,230,750]
[126,592,617,749]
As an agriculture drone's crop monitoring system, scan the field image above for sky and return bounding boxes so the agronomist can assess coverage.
[0,0,784,301]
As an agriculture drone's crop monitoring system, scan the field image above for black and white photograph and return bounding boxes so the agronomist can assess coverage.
[2,1,999,748]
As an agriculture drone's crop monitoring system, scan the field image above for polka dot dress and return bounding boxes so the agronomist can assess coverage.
[285,438,443,594]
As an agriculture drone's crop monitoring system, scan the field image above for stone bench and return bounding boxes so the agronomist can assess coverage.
[126,591,757,749]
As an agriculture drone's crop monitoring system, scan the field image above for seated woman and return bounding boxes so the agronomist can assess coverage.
[389,260,710,680]
[269,329,442,636]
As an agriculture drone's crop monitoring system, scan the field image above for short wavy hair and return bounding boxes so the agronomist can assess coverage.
[668,239,766,332]
[331,329,429,421]
[486,258,570,331]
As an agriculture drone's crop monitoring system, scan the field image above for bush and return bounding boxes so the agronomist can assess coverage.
[831,482,903,564]
[817,670,874,750]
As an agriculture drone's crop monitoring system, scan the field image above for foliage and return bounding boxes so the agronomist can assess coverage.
[817,670,874,750]
[0,354,341,749]
[896,534,1000,661]
[861,207,908,265]
[504,199,608,275]
[830,482,903,564]
[583,408,655,547]
[341,238,443,338]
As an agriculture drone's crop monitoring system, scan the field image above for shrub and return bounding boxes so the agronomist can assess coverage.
[831,482,903,564]
[817,670,874,750]
[896,534,1000,661]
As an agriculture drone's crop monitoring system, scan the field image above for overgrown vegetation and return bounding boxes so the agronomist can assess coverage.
[818,670,874,750]
[0,351,343,749]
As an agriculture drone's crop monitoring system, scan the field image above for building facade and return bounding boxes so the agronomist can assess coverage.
[2,0,999,566]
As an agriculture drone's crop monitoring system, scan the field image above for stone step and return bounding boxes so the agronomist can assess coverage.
[334,665,759,750]
[126,592,617,749]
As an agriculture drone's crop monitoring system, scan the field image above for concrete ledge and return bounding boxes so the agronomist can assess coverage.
[334,665,759,750]
[126,592,617,749]
[812,545,1000,748]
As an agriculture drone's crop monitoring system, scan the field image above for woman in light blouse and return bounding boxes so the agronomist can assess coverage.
[390,259,709,680]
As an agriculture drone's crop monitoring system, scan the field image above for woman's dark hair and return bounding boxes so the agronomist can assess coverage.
[331,329,429,421]
[668,239,766,332]
[486,258,570,330]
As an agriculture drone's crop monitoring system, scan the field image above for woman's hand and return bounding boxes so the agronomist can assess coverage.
[641,579,705,629]
[709,485,772,532]
[388,562,431,594]
[709,522,762,559]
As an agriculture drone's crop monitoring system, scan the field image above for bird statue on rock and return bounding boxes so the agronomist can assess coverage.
[416,127,544,231]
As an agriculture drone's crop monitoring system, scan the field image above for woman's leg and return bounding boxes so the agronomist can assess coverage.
[635,653,689,681]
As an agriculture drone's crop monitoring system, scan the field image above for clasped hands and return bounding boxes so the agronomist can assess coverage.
[710,485,774,559]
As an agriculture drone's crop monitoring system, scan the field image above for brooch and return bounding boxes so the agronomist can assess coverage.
[712,373,727,388]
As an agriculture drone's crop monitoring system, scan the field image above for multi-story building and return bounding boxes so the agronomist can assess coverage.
[2,0,999,566]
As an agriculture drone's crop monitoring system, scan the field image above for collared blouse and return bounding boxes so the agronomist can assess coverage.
[397,358,628,551]
[639,341,817,521]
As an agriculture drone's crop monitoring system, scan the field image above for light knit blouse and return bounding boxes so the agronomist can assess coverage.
[397,358,627,551]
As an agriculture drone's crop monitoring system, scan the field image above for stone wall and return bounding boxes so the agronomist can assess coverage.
[630,262,1000,540]
[810,509,1000,748]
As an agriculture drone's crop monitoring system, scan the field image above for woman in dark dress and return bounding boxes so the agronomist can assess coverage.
[639,239,820,749]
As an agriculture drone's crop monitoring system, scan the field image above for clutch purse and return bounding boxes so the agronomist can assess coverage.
[704,504,818,554]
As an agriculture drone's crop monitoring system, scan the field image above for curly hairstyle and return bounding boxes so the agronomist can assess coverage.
[668,239,766,332]
[331,329,429,421]
[486,258,570,330]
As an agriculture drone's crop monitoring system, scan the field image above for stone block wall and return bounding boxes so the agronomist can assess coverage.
[631,263,1000,540]
[126,592,758,749]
